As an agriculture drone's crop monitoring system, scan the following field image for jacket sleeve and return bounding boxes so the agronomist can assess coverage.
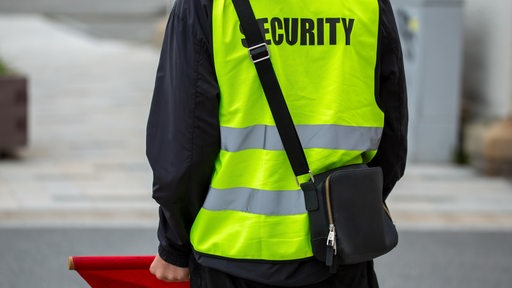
[369,0,408,200]
[146,0,219,268]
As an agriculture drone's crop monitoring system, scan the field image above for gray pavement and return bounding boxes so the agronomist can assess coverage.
[2,228,512,288]
[0,14,160,226]
[1,13,512,229]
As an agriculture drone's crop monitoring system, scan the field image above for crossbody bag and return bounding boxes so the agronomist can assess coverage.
[231,0,399,273]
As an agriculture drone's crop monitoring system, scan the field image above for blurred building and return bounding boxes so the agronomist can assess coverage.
[391,0,464,164]
[462,0,512,176]
[390,0,512,177]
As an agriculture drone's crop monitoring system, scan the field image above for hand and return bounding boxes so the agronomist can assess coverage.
[150,254,190,282]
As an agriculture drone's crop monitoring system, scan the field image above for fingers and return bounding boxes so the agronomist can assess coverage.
[154,270,189,282]
[150,254,190,282]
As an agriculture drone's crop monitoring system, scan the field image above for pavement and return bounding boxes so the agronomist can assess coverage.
[0,14,159,227]
[1,13,512,231]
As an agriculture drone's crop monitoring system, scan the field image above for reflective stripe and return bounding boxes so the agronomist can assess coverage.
[203,187,306,215]
[221,125,382,152]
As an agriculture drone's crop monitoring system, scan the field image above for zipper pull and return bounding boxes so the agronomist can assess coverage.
[326,224,337,254]
[325,224,337,269]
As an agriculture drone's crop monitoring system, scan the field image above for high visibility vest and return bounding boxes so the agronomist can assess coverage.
[190,0,383,261]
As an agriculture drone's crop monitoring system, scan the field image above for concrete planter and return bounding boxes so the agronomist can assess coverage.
[0,74,28,153]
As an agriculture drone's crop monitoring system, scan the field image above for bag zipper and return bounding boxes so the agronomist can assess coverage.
[383,202,393,220]
[325,175,337,267]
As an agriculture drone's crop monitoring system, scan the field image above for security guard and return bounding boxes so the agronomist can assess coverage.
[147,0,407,287]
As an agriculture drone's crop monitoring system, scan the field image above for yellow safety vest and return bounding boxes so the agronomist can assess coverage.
[190,0,383,261]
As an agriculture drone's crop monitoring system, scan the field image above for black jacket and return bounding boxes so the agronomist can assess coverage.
[146,0,407,283]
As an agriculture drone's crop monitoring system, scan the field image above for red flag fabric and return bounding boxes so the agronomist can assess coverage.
[68,255,190,288]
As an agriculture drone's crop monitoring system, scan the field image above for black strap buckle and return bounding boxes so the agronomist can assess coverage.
[248,43,270,63]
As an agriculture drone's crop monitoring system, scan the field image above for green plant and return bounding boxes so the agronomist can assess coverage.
[0,57,10,75]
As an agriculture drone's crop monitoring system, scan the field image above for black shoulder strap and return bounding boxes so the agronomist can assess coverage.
[231,0,311,179]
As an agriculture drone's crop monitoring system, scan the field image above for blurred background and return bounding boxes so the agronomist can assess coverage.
[0,0,511,287]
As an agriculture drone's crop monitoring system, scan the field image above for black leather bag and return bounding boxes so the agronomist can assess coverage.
[231,0,398,272]
[300,164,398,270]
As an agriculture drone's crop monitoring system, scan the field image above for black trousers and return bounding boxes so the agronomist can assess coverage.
[189,258,379,288]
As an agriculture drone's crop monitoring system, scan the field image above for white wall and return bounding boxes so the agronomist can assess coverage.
[463,0,512,120]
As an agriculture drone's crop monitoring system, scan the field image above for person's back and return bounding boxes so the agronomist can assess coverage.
[147,0,408,287]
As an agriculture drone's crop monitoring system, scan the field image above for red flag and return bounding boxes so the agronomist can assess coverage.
[68,255,190,288]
